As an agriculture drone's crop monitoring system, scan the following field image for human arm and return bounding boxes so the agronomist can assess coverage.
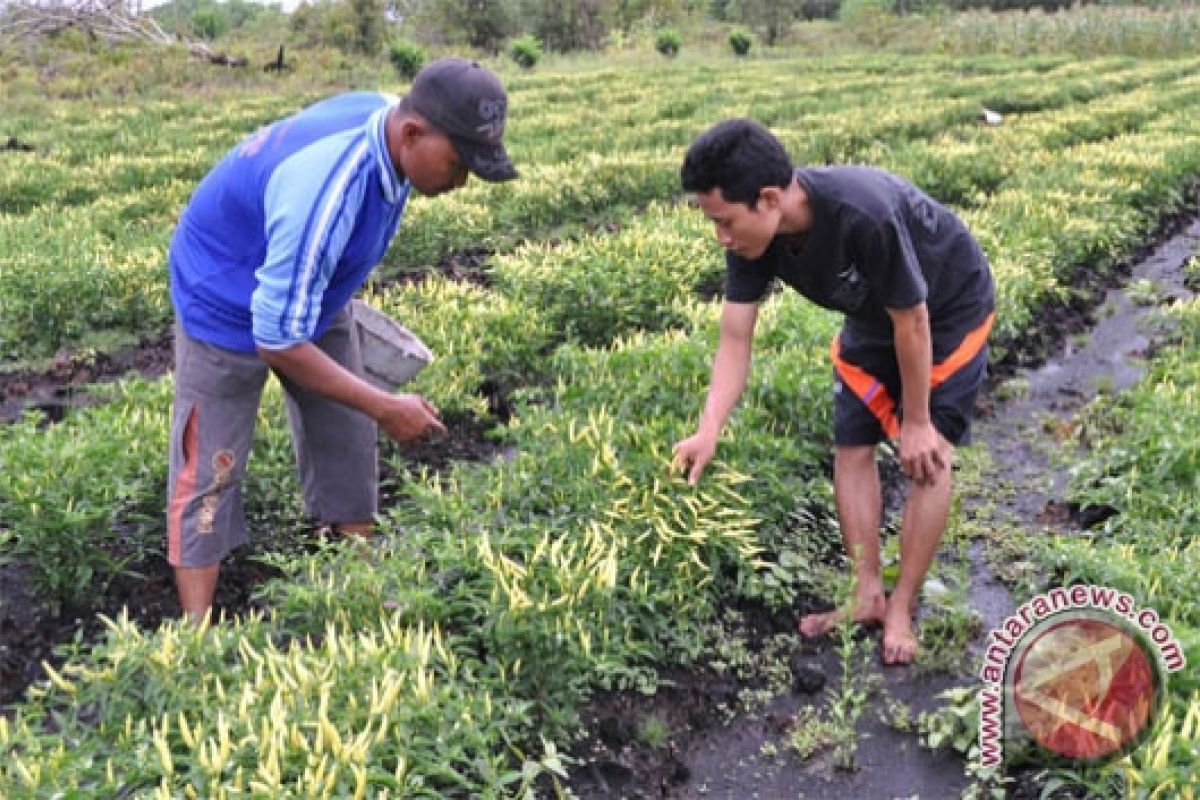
[672,301,759,485]
[887,301,947,486]
[850,198,945,484]
[256,342,446,441]
[251,145,442,441]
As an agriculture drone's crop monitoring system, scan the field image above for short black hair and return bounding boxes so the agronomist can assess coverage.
[680,119,794,208]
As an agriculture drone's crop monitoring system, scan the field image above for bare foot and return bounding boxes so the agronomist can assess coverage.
[881,597,919,666]
[798,587,886,638]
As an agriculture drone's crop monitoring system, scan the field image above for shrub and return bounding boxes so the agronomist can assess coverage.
[655,28,682,57]
[387,39,426,80]
[189,8,229,41]
[729,28,752,56]
[839,0,897,46]
[724,27,753,55]
[509,35,542,69]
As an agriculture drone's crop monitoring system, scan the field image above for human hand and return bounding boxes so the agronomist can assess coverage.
[672,432,718,486]
[377,393,447,443]
[898,420,949,487]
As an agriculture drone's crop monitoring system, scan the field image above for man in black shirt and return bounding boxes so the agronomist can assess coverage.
[672,119,994,665]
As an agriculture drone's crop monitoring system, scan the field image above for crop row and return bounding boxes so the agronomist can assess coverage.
[7,97,1200,800]
[3,55,1191,212]
[3,56,1199,363]
[2,56,1190,219]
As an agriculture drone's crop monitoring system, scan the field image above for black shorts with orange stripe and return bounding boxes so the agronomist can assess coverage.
[831,314,992,447]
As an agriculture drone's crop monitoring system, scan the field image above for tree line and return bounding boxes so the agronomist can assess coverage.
[4,0,1163,63]
[180,0,1160,54]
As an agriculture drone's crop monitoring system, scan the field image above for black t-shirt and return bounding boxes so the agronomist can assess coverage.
[725,166,995,359]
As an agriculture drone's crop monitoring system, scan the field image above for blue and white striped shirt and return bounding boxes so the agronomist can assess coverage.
[169,92,411,353]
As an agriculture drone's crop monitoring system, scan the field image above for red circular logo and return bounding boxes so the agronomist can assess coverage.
[1012,616,1161,761]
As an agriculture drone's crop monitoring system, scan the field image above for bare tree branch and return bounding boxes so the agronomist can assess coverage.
[0,0,246,65]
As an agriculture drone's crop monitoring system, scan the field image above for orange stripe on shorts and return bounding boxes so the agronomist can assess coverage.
[167,407,199,566]
[931,312,994,388]
[832,311,995,440]
[832,335,901,439]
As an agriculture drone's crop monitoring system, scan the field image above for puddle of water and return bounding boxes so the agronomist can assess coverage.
[983,220,1198,518]
[1025,218,1200,403]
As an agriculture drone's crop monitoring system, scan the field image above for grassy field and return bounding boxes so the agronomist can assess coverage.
[2,27,1200,797]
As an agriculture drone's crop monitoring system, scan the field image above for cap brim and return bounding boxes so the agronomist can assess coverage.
[451,137,518,182]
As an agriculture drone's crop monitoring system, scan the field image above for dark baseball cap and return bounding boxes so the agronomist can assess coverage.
[401,58,517,183]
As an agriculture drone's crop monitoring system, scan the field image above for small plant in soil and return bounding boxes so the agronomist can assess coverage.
[637,714,670,750]
[826,567,877,770]
[827,622,874,770]
[916,601,983,676]
[982,523,1045,596]
[918,686,978,754]
[1184,255,1200,289]
[877,691,915,733]
[789,706,840,760]
[1126,278,1162,307]
[915,566,983,676]
[1034,765,1126,800]
[921,688,1011,797]
[1090,373,1117,395]
[960,768,1010,800]
[993,375,1031,402]
[701,610,802,717]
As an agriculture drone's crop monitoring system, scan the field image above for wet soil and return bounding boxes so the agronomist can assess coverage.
[0,329,175,424]
[961,216,1198,797]
[568,626,973,800]
[379,246,495,289]
[0,545,279,710]
[564,517,978,799]
[977,216,1200,529]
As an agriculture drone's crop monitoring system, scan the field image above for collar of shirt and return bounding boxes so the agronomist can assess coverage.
[369,101,409,205]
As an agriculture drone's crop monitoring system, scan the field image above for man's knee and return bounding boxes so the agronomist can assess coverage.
[834,444,877,476]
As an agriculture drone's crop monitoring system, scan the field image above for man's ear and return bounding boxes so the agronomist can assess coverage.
[757,185,783,210]
[395,115,428,149]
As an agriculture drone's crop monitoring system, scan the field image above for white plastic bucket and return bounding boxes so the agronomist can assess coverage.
[351,299,435,392]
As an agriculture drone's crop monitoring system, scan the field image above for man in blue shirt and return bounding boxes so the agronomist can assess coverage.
[167,58,517,621]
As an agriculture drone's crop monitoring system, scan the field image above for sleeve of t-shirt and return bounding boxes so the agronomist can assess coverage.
[724,249,773,303]
[250,143,368,350]
[852,213,928,311]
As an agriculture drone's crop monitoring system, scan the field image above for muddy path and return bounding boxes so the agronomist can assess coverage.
[0,329,175,424]
[566,215,1200,800]
[973,217,1200,534]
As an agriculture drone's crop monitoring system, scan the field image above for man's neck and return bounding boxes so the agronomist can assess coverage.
[384,106,407,183]
[776,177,811,236]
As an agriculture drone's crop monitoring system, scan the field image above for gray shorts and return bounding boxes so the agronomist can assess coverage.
[167,308,377,568]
